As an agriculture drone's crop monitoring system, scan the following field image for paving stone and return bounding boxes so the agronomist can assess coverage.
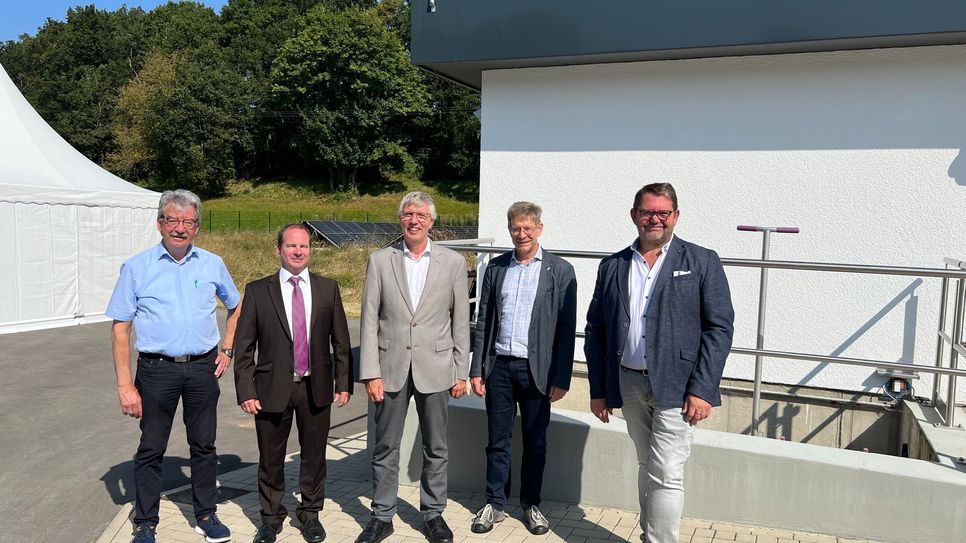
[714,531,738,541]
[694,528,716,538]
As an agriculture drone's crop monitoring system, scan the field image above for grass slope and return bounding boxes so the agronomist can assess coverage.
[201,176,478,231]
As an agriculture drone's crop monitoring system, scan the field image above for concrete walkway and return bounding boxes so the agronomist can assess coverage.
[96,433,881,543]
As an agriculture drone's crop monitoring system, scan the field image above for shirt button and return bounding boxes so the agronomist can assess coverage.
[406,345,412,350]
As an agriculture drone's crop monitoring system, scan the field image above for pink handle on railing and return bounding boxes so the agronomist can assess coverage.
[737,225,800,234]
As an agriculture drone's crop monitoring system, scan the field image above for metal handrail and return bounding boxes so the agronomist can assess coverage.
[443,239,966,432]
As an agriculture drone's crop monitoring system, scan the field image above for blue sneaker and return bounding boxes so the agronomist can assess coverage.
[194,512,231,543]
[131,524,156,543]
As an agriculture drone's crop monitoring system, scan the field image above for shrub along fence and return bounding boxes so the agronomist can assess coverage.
[203,210,477,232]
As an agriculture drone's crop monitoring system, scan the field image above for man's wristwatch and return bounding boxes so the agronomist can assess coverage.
[220,347,235,358]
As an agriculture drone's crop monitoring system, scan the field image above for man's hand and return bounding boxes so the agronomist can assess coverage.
[470,376,486,396]
[214,351,232,378]
[590,398,612,423]
[334,392,350,407]
[683,394,712,426]
[241,399,262,415]
[365,378,385,403]
[118,383,142,418]
[548,386,567,403]
[450,379,467,399]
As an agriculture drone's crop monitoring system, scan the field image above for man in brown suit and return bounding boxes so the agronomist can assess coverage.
[234,223,354,543]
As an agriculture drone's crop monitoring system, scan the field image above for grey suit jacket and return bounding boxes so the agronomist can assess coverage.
[470,249,577,395]
[359,242,471,394]
[584,236,735,409]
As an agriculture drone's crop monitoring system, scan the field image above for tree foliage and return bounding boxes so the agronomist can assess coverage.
[271,5,428,191]
[109,49,251,196]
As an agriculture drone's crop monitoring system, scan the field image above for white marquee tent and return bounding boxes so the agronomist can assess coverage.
[0,64,159,333]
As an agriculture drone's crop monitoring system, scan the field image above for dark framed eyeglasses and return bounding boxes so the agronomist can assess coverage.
[635,209,674,221]
[160,217,199,228]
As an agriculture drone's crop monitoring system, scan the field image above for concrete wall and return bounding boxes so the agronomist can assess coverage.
[380,397,966,543]
[544,369,901,452]
[478,44,966,400]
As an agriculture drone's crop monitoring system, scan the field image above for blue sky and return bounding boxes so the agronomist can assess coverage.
[1,1,228,42]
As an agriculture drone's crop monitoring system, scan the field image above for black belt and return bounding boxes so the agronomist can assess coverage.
[138,347,216,363]
[621,365,648,375]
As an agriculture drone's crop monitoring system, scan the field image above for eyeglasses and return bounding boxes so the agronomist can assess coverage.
[635,209,675,221]
[160,217,199,228]
[401,212,432,222]
[510,225,539,235]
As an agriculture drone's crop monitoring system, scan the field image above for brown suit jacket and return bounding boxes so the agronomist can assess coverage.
[234,271,353,412]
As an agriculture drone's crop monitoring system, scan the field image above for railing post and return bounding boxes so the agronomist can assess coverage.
[946,277,965,427]
[738,225,799,436]
[934,275,950,407]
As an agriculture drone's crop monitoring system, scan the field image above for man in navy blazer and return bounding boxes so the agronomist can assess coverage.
[585,183,734,543]
[469,202,577,535]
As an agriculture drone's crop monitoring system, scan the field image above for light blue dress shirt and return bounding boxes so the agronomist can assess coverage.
[495,246,543,358]
[106,243,240,356]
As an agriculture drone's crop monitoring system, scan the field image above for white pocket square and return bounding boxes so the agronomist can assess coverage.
[673,270,691,277]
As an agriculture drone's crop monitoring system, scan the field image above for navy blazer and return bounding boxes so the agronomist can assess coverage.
[584,237,734,409]
[470,249,578,394]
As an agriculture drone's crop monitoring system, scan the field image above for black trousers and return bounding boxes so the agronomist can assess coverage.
[254,376,331,525]
[133,353,219,526]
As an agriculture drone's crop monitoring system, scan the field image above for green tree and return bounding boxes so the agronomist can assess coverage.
[108,49,251,195]
[271,5,428,191]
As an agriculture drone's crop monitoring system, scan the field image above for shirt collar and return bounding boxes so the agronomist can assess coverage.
[155,242,197,263]
[280,267,310,285]
[404,239,432,261]
[629,233,674,258]
[511,244,543,266]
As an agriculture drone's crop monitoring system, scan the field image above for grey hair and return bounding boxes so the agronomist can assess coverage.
[157,189,202,222]
[506,201,542,224]
[397,191,437,220]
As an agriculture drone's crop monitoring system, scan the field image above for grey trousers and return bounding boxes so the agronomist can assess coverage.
[370,374,450,521]
[620,369,694,543]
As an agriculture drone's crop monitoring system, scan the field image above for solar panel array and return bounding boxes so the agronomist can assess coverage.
[305,221,479,248]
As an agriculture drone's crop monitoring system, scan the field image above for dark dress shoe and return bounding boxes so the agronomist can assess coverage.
[423,516,454,543]
[253,523,281,543]
[300,517,327,543]
[355,518,393,543]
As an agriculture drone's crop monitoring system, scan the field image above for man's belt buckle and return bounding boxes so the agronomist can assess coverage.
[173,355,190,363]
[293,373,304,382]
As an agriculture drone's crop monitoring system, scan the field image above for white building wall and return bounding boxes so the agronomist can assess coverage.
[479,45,966,397]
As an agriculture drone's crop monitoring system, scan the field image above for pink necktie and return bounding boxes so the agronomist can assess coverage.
[288,276,309,376]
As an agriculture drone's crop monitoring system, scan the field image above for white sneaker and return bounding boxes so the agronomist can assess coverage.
[470,504,505,533]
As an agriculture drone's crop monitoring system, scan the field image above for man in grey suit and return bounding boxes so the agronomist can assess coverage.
[356,192,470,543]
[585,183,734,543]
[468,201,576,535]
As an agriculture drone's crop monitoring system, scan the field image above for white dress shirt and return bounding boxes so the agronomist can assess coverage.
[403,239,432,310]
[280,267,312,375]
[621,235,673,371]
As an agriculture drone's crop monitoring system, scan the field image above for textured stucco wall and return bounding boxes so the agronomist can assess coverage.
[478,45,966,396]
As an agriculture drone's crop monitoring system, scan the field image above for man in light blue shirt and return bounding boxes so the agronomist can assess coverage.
[469,202,578,536]
[107,189,240,543]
